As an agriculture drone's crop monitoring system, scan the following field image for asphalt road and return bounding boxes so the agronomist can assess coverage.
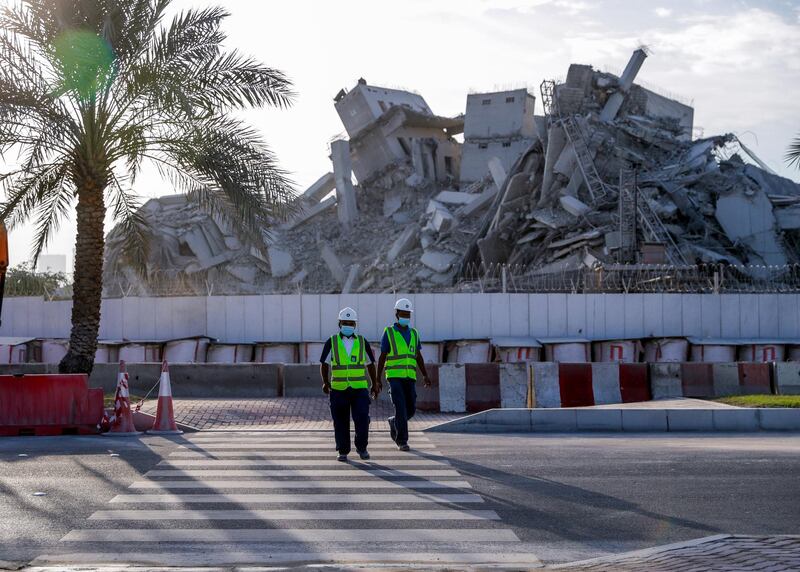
[0,431,798,569]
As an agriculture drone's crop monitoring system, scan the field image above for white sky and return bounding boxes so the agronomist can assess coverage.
[4,0,800,267]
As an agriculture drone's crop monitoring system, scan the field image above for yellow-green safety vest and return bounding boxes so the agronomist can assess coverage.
[384,326,418,380]
[329,334,369,390]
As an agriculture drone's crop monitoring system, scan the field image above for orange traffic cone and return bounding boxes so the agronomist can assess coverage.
[147,360,182,435]
[105,361,141,436]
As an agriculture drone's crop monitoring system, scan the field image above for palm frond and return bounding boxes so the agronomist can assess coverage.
[787,133,800,170]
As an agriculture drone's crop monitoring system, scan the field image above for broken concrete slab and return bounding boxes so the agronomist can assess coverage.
[457,186,498,217]
[429,204,455,233]
[386,224,420,264]
[420,250,457,273]
[321,244,347,284]
[477,230,512,267]
[488,157,507,190]
[383,191,404,218]
[715,186,787,266]
[776,206,800,230]
[268,247,294,278]
[435,190,478,205]
[529,207,576,229]
[302,172,336,202]
[284,196,336,230]
[289,269,308,285]
[549,230,602,249]
[559,195,591,217]
[342,264,361,294]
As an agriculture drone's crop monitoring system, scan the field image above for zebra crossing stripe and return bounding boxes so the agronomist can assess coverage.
[128,479,473,490]
[109,493,483,504]
[144,469,461,478]
[61,528,518,542]
[87,509,500,520]
[156,459,450,467]
[168,450,444,458]
[33,551,542,566]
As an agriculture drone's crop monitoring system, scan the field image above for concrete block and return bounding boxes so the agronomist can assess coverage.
[758,408,800,431]
[268,247,294,278]
[484,408,532,430]
[667,409,713,432]
[775,362,800,395]
[531,362,561,408]
[283,364,322,397]
[531,408,577,432]
[711,363,740,397]
[712,409,759,432]
[649,363,682,399]
[439,363,466,413]
[621,409,668,432]
[420,250,456,274]
[331,139,358,225]
[284,196,336,230]
[386,225,419,264]
[591,363,622,405]
[435,191,476,205]
[559,195,591,217]
[576,409,622,431]
[499,363,528,408]
[341,264,361,294]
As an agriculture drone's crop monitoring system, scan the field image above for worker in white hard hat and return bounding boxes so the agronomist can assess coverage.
[376,298,431,451]
[319,307,378,461]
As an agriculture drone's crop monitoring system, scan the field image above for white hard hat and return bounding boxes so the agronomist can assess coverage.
[338,307,358,321]
[394,298,413,312]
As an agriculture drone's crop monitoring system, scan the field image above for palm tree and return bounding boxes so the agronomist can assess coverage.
[0,0,295,373]
[788,132,800,170]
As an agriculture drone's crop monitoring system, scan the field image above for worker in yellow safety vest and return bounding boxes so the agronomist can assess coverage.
[320,307,378,461]
[376,298,431,451]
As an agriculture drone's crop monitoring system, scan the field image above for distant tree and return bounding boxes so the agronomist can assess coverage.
[5,261,70,298]
[788,132,800,170]
[0,0,295,373]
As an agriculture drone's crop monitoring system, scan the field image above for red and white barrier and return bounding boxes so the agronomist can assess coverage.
[106,361,141,436]
[651,362,773,398]
[530,362,651,408]
[148,361,182,435]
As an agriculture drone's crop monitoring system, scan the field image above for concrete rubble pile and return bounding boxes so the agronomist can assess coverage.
[103,195,274,295]
[105,56,800,295]
[460,49,800,282]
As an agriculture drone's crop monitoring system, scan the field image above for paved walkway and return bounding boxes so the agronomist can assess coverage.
[552,535,800,571]
[34,431,543,569]
[587,398,738,409]
[140,397,462,431]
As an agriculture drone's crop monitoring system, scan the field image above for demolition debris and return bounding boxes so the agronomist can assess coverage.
[104,52,800,296]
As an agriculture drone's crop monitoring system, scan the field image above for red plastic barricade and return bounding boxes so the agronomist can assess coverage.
[619,363,651,403]
[465,364,501,413]
[415,365,440,412]
[558,363,594,407]
[0,374,104,436]
[737,363,772,395]
[680,363,714,397]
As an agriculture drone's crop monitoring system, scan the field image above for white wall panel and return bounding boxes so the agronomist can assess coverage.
[700,295,722,338]
[433,293,455,341]
[243,296,264,342]
[566,295,587,337]
[758,295,779,338]
[642,294,664,338]
[661,294,684,336]
[451,294,473,339]
[223,296,246,343]
[547,294,568,337]
[604,295,625,338]
[778,294,799,338]
[739,294,760,339]
[508,295,529,337]
[261,296,283,342]
[681,294,702,336]
[280,295,302,341]
[529,294,548,336]
[300,295,321,343]
[490,294,511,337]
[720,295,741,338]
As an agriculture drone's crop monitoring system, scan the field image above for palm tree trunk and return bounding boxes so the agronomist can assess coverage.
[59,183,105,374]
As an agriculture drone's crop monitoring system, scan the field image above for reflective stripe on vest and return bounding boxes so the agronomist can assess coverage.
[330,334,368,390]
[384,326,418,380]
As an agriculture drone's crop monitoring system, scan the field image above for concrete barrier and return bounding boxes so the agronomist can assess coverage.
[530,362,560,408]
[775,363,800,395]
[737,363,772,395]
[499,363,528,408]
[619,363,651,402]
[591,363,621,405]
[558,363,594,407]
[465,364,500,413]
[416,365,441,412]
[758,408,800,430]
[439,364,466,413]
[650,363,682,399]
[283,364,321,397]
[711,363,741,397]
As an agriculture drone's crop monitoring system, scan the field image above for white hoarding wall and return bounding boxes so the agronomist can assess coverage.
[0,293,797,344]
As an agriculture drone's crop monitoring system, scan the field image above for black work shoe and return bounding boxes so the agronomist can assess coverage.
[337,453,348,462]
[388,419,397,443]
[358,450,370,460]
[398,444,410,452]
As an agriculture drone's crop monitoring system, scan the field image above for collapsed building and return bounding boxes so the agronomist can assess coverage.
[104,50,800,295]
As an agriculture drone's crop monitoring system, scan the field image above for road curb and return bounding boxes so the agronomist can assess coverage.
[424,407,800,433]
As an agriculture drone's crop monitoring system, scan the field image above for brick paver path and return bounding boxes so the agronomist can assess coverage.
[140,397,462,431]
[552,535,800,571]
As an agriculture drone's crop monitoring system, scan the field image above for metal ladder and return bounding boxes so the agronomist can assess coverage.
[539,80,557,119]
[627,182,689,266]
[560,116,608,202]
[618,170,638,263]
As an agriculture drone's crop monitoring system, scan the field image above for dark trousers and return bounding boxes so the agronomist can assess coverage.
[388,378,417,445]
[329,387,370,454]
